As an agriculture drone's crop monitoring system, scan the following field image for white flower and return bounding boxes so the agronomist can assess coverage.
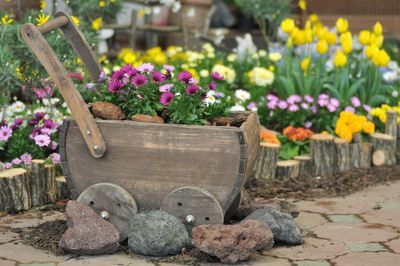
[230,104,245,112]
[383,71,398,83]
[11,101,25,113]
[50,98,60,105]
[392,90,399,97]
[249,67,275,86]
[200,69,209,78]
[269,52,282,62]
[258,50,267,57]
[235,89,251,102]
[42,98,50,106]
[202,43,215,54]
[204,91,216,106]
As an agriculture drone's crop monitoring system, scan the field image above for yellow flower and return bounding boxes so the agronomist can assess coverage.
[301,57,311,72]
[316,40,328,55]
[309,14,319,24]
[365,45,379,59]
[372,49,390,67]
[71,16,80,27]
[40,0,46,10]
[269,52,282,62]
[248,67,275,86]
[372,34,384,48]
[341,39,353,54]
[36,13,50,26]
[358,30,371,45]
[363,121,375,134]
[123,53,137,64]
[326,32,337,45]
[1,14,13,25]
[305,28,313,43]
[316,27,327,41]
[212,64,236,84]
[299,0,307,11]
[268,65,275,72]
[373,22,383,36]
[336,18,348,34]
[99,1,106,8]
[333,50,347,68]
[200,69,209,78]
[92,17,103,31]
[227,53,237,62]
[281,18,295,34]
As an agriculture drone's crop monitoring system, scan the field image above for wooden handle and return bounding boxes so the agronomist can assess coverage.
[20,23,107,158]
[38,16,69,35]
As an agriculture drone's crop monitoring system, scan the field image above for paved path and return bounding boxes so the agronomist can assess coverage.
[1,181,400,266]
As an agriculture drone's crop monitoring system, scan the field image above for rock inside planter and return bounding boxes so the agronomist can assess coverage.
[244,208,303,245]
[92,101,125,120]
[131,114,164,123]
[192,220,274,264]
[59,201,120,255]
[128,210,190,257]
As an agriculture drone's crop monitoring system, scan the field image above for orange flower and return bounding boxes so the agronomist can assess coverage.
[260,129,280,145]
[283,126,314,141]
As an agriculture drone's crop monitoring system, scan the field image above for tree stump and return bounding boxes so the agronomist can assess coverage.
[56,176,70,199]
[370,133,396,166]
[0,168,31,213]
[397,125,400,162]
[350,142,372,169]
[275,160,299,179]
[29,160,57,206]
[294,155,312,177]
[253,143,280,180]
[311,134,335,177]
[44,163,57,204]
[385,110,398,138]
[334,138,351,173]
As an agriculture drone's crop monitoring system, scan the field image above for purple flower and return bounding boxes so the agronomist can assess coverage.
[120,64,137,77]
[363,104,372,112]
[164,65,175,72]
[189,78,198,85]
[86,83,95,89]
[160,84,174,92]
[304,121,313,128]
[287,95,302,105]
[30,128,41,139]
[98,71,106,82]
[267,100,278,110]
[137,63,154,73]
[20,153,32,165]
[215,92,225,99]
[304,95,314,103]
[11,118,24,129]
[111,69,126,80]
[247,102,257,111]
[186,85,200,95]
[151,71,165,83]
[35,112,45,120]
[132,74,148,87]
[50,153,61,165]
[28,120,38,126]
[317,95,329,107]
[44,119,56,130]
[267,94,279,102]
[34,134,51,147]
[50,141,58,150]
[211,72,224,81]
[108,80,123,93]
[177,71,192,83]
[11,158,22,165]
[345,106,355,113]
[208,82,217,91]
[288,104,299,112]
[278,100,288,110]
[41,128,53,135]
[4,162,12,169]
[327,104,338,112]
[311,105,317,113]
[0,126,12,141]
[351,96,361,108]
[329,98,340,108]
[160,92,174,106]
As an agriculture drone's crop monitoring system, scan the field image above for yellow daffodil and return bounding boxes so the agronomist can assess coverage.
[1,14,13,25]
[99,1,106,8]
[36,13,50,26]
[326,32,337,45]
[301,57,311,72]
[358,30,370,45]
[299,0,307,11]
[333,50,347,68]
[92,17,103,31]
[316,40,329,55]
[281,18,295,34]
[336,18,348,34]
[373,22,383,36]
[71,16,80,27]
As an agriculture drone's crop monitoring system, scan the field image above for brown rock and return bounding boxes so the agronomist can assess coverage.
[92,102,125,120]
[131,114,164,123]
[192,220,274,264]
[59,201,120,255]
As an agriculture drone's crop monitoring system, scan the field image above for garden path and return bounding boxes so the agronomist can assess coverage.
[0,181,400,266]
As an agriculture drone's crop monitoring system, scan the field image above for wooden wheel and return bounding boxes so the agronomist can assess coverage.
[77,183,138,242]
[160,186,224,234]
[224,191,242,219]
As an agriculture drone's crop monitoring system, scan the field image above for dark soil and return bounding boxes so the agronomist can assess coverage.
[246,165,400,200]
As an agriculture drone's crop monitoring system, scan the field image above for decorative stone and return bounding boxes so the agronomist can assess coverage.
[59,201,120,255]
[128,210,190,257]
[192,220,274,264]
[92,101,125,120]
[245,208,303,245]
[131,114,164,123]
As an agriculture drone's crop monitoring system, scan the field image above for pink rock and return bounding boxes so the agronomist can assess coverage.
[59,201,120,255]
[192,220,274,263]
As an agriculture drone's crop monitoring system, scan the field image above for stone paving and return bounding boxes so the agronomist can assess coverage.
[0,181,400,265]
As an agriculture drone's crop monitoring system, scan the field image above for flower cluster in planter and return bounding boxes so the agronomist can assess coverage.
[90,63,230,125]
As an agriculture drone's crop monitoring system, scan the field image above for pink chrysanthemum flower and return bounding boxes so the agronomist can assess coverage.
[0,126,12,141]
[208,82,217,91]
[211,72,224,81]
[50,153,61,165]
[177,71,192,83]
[4,162,12,169]
[186,85,199,95]
[132,74,148,87]
[152,71,165,83]
[108,80,123,93]
[11,158,22,165]
[160,92,174,106]
[34,134,51,147]
[20,153,32,165]
[137,63,154,73]
[111,69,126,80]
[160,84,174,92]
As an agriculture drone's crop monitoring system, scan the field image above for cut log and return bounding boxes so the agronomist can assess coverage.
[370,133,396,166]
[275,160,299,180]
[44,164,57,204]
[397,125,400,162]
[56,176,70,199]
[0,168,31,213]
[334,138,351,173]
[311,134,335,177]
[385,110,398,138]
[350,142,372,169]
[253,143,280,180]
[294,155,312,177]
[29,160,57,206]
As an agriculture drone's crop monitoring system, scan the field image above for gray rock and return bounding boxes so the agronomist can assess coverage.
[245,208,303,245]
[59,201,120,255]
[192,220,274,264]
[128,210,190,256]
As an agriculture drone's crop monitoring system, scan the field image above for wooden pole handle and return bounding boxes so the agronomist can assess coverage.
[38,16,69,35]
[20,21,107,159]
